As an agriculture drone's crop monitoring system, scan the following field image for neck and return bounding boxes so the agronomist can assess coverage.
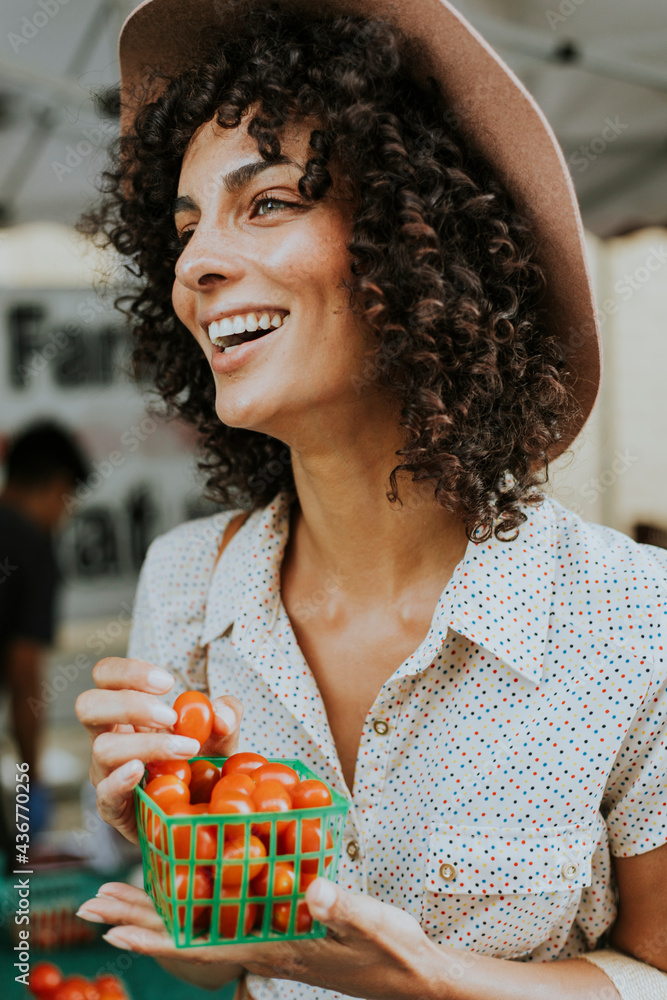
[283,407,470,606]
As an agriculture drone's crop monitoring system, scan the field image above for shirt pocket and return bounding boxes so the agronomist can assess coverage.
[426,823,595,895]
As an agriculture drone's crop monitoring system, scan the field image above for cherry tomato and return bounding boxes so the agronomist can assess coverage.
[221,835,267,887]
[172,691,214,744]
[279,818,334,874]
[53,977,99,1000]
[221,751,267,777]
[298,870,318,892]
[167,811,218,859]
[252,762,299,793]
[144,774,190,812]
[251,779,293,836]
[29,961,63,997]
[271,899,313,934]
[291,779,332,809]
[209,786,254,840]
[145,759,192,784]
[217,887,257,939]
[164,864,213,933]
[93,975,127,1000]
[189,802,210,813]
[249,860,295,898]
[214,772,256,796]
[189,759,220,803]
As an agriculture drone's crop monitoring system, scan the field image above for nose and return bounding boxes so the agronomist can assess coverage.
[174,225,246,292]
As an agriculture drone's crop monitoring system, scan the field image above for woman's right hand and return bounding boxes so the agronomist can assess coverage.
[75,657,244,845]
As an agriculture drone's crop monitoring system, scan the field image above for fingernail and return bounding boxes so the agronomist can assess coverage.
[102,931,131,950]
[214,703,238,734]
[118,759,144,782]
[146,669,174,693]
[308,878,337,915]
[166,736,200,756]
[151,704,178,726]
[76,907,105,923]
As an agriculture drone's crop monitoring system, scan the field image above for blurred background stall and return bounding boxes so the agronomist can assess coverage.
[0,0,665,995]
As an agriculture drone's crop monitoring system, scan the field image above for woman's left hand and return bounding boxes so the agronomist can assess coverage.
[76,878,447,999]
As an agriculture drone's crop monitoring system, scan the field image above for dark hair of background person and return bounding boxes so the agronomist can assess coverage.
[3,420,90,488]
[77,6,578,543]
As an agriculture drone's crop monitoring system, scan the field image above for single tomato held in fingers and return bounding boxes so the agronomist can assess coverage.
[221,835,267,887]
[29,961,63,996]
[271,899,313,934]
[251,779,293,836]
[172,691,214,744]
[145,774,190,812]
[188,759,220,803]
[221,751,267,777]
[279,818,334,874]
[145,759,192,785]
[217,887,257,939]
[291,779,332,809]
[249,860,295,898]
[252,762,299,793]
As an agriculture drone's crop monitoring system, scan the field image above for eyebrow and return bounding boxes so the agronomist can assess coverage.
[172,155,295,216]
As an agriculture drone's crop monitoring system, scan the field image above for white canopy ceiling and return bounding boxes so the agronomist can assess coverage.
[0,0,665,237]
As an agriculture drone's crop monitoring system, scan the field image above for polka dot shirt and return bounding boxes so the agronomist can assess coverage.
[127,490,667,1000]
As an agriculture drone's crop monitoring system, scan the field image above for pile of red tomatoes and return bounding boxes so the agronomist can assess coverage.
[27,963,129,1000]
[142,702,336,940]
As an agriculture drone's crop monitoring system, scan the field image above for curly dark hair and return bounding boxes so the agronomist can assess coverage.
[78,5,578,542]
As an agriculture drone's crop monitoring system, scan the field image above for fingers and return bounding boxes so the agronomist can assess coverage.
[201,696,244,756]
[92,658,175,694]
[77,884,166,933]
[76,688,178,741]
[95,760,145,843]
[92,732,199,775]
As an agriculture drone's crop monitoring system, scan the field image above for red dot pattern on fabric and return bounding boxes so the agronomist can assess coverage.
[127,491,667,1000]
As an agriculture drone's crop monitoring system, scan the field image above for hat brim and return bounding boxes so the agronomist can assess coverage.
[119,0,602,464]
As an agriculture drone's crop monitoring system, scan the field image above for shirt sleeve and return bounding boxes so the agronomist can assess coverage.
[601,652,667,857]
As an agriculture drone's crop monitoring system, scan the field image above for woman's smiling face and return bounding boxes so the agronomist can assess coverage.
[172,115,375,444]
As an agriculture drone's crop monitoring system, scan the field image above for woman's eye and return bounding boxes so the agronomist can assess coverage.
[176,228,194,245]
[254,197,296,216]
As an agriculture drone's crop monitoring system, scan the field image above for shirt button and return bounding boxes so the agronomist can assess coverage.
[439,863,457,881]
[561,862,578,881]
[373,719,389,735]
[346,840,360,860]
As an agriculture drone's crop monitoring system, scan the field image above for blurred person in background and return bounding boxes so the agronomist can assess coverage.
[0,420,89,867]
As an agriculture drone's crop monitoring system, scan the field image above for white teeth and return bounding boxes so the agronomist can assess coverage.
[207,310,288,344]
[223,341,245,353]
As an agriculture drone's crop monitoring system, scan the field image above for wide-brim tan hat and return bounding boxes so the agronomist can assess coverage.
[118,0,602,464]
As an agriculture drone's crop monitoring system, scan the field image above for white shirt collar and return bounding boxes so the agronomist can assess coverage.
[200,490,556,685]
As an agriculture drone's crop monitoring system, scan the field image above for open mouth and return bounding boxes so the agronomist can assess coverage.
[207,309,290,353]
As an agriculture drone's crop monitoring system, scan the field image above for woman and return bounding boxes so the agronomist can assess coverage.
[74,1,667,998]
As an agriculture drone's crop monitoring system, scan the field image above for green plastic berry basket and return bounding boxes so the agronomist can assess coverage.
[135,757,349,948]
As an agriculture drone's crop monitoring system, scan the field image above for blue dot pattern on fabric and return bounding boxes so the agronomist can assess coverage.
[127,491,667,1000]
